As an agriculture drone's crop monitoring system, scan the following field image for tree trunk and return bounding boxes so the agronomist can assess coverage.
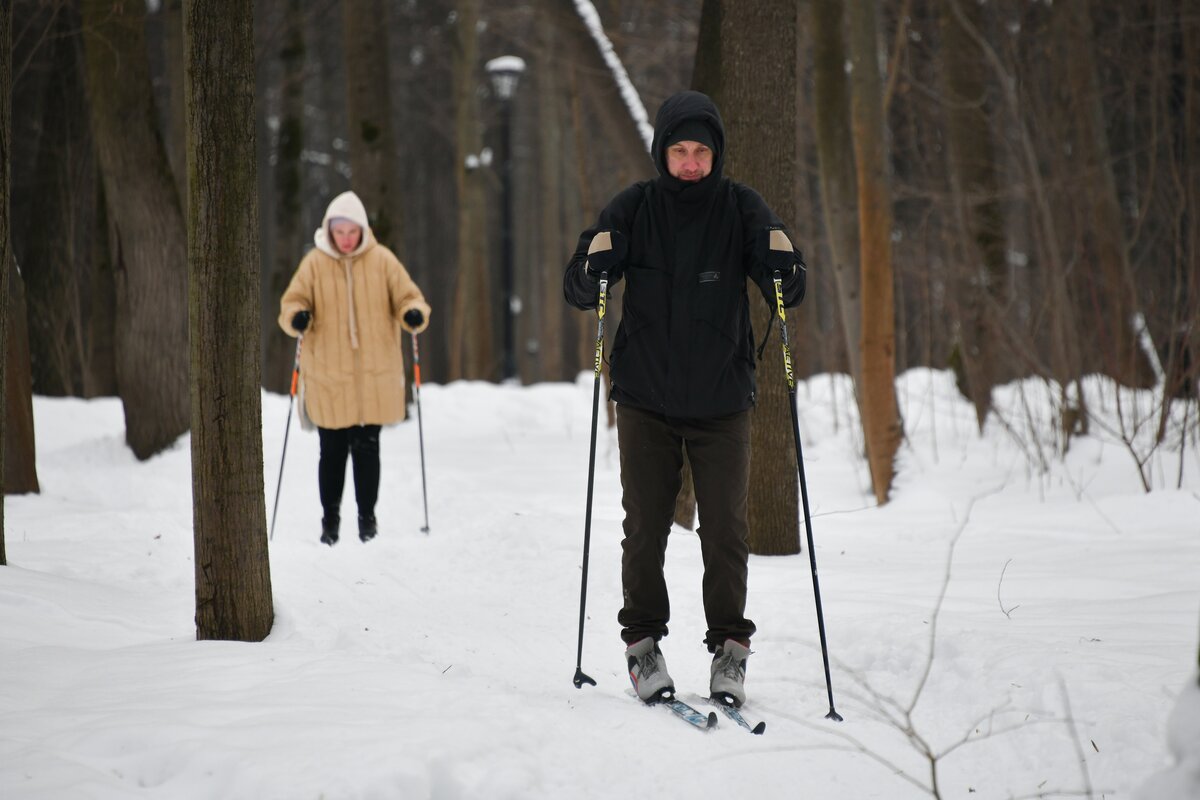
[694,0,801,556]
[939,0,1006,430]
[449,0,493,380]
[87,180,118,398]
[811,0,863,389]
[535,0,566,383]
[1,0,8,563]
[673,450,696,531]
[80,0,190,460]
[847,0,902,505]
[567,65,595,378]
[1058,2,1155,389]
[262,0,307,394]
[5,259,38,496]
[2,0,38,495]
[343,0,399,250]
[185,0,274,642]
[163,0,187,206]
[1180,0,1200,405]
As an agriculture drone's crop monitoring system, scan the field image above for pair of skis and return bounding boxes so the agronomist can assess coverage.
[653,692,766,735]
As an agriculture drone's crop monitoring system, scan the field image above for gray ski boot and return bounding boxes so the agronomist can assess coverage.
[710,639,750,708]
[625,637,675,703]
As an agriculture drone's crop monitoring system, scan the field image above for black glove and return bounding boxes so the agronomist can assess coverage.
[292,310,311,332]
[757,228,797,275]
[403,308,424,328]
[584,229,628,280]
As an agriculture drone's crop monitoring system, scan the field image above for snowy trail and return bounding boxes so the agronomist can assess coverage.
[2,372,1197,798]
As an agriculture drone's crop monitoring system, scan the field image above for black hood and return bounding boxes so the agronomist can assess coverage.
[651,90,726,182]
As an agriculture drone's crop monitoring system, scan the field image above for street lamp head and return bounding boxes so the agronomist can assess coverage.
[486,55,527,100]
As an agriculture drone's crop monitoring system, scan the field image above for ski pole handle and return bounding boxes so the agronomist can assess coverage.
[594,275,608,377]
[289,334,303,396]
[772,271,795,392]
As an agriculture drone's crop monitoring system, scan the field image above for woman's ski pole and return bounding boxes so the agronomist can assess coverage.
[269,335,303,541]
[572,274,608,690]
[411,332,430,534]
[772,270,842,722]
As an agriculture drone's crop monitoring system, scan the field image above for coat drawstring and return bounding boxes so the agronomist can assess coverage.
[343,257,359,349]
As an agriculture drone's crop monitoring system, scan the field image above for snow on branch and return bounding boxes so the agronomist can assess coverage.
[571,0,654,152]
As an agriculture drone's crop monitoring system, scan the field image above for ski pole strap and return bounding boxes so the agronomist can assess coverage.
[755,319,773,361]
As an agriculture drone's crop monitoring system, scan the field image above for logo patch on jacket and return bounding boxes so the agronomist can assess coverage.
[698,271,721,283]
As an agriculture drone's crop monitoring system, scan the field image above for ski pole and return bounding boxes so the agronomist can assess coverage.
[269,334,303,541]
[572,273,608,690]
[411,332,430,534]
[772,270,843,722]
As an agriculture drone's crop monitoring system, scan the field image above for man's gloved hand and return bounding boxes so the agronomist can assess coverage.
[757,228,797,275]
[584,229,628,281]
[292,310,311,332]
[403,308,425,328]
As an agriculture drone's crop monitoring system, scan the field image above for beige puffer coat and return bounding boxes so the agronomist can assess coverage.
[278,191,431,429]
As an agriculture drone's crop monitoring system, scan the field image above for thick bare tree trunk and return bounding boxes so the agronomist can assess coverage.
[262,0,306,394]
[343,0,399,249]
[185,0,273,642]
[847,0,901,505]
[449,0,493,380]
[940,0,1006,430]
[80,0,190,460]
[811,0,863,389]
[694,0,801,555]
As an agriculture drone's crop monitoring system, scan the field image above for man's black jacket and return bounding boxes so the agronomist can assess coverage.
[563,92,806,420]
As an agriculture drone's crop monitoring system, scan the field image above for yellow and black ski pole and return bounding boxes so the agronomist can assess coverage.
[772,271,842,722]
[572,273,608,690]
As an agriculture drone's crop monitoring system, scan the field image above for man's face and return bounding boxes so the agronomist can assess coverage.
[666,141,713,182]
[331,221,363,254]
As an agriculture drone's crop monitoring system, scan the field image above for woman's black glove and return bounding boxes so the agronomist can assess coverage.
[292,310,311,332]
[403,308,425,328]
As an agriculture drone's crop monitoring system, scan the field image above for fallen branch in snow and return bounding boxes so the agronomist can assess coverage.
[997,558,1020,619]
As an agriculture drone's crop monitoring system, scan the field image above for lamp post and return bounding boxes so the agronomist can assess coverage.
[486,55,525,382]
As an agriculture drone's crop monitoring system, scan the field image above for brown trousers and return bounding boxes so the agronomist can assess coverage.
[615,404,756,651]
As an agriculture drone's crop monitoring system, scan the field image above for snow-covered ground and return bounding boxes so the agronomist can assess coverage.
[2,369,1197,799]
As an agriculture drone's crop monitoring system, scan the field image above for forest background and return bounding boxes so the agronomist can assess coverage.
[0,1,1198,792]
